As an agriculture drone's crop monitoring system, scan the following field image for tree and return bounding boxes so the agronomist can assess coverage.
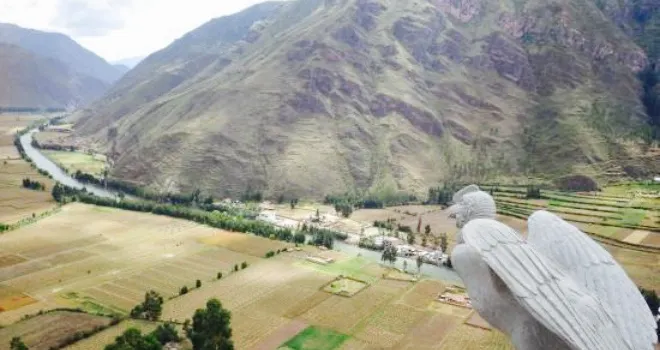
[440,233,448,254]
[407,232,415,245]
[293,232,306,244]
[416,217,422,233]
[381,245,397,266]
[416,254,423,274]
[151,323,181,345]
[217,272,223,279]
[105,328,162,350]
[10,337,28,350]
[186,299,234,350]
[424,224,431,235]
[403,260,408,272]
[180,286,189,295]
[421,236,427,247]
[241,261,248,269]
[131,291,163,321]
[196,279,202,288]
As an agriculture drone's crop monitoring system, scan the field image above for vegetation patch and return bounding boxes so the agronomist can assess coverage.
[281,326,349,350]
[322,277,368,297]
[620,209,648,227]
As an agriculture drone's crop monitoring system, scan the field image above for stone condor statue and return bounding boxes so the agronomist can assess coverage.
[449,185,658,350]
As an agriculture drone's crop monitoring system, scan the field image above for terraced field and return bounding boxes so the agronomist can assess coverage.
[487,185,660,249]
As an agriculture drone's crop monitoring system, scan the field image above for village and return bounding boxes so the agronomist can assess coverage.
[255,201,452,267]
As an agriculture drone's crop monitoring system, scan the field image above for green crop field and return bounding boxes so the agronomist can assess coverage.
[281,326,350,350]
[42,150,107,176]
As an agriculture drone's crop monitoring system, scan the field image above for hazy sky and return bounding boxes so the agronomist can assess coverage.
[0,0,269,62]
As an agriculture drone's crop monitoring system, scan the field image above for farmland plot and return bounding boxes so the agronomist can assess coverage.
[0,204,263,320]
[0,311,110,350]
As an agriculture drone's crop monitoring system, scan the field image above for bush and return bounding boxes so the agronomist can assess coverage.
[151,322,180,345]
[526,185,541,199]
[265,251,275,258]
[555,175,598,192]
[180,286,189,295]
[233,264,239,272]
[196,280,202,288]
[217,272,223,280]
[241,262,248,269]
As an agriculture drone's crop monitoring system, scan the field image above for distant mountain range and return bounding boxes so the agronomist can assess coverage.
[67,0,658,198]
[0,23,126,108]
[112,56,145,69]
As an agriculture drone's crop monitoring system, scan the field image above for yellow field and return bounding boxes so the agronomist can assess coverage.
[0,114,58,224]
[161,251,511,350]
[0,311,111,349]
[0,114,44,159]
[0,203,264,324]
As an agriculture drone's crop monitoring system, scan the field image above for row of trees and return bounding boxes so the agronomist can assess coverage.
[324,192,417,211]
[22,178,45,191]
[52,184,298,243]
[120,292,234,349]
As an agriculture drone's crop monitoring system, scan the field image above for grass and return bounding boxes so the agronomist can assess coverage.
[323,278,368,297]
[281,326,349,350]
[42,150,107,176]
[299,256,380,283]
[620,209,647,227]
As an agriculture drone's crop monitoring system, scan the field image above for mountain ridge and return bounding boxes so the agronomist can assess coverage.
[0,23,124,84]
[71,0,659,198]
[0,43,108,109]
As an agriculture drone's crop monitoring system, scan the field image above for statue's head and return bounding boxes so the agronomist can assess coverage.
[449,185,496,231]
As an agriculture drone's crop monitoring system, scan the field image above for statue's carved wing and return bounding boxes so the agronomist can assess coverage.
[528,211,658,350]
[461,219,631,350]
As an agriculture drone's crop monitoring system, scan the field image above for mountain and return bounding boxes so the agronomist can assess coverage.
[593,0,660,61]
[0,23,124,84]
[112,56,145,69]
[72,0,659,199]
[0,44,107,108]
[113,64,131,75]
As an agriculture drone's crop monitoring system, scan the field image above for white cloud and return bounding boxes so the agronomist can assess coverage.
[0,0,273,61]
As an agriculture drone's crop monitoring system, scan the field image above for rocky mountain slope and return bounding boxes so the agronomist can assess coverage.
[73,0,657,198]
[0,44,107,108]
[0,23,125,84]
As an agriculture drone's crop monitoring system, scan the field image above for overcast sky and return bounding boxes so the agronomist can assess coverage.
[0,0,269,62]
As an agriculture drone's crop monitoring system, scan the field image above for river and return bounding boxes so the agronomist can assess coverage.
[20,128,463,283]
[19,130,120,198]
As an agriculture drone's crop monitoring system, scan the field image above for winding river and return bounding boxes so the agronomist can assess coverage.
[19,130,120,198]
[20,128,462,283]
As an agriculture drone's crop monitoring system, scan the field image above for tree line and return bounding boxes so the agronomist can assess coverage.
[51,183,347,248]
[22,178,46,191]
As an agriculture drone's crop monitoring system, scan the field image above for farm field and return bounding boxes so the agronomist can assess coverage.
[0,311,111,350]
[488,185,660,249]
[64,319,160,350]
[0,114,57,224]
[162,253,513,350]
[42,150,107,176]
[0,203,265,324]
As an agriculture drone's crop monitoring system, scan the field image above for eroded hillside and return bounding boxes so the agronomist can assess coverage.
[73,0,655,198]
